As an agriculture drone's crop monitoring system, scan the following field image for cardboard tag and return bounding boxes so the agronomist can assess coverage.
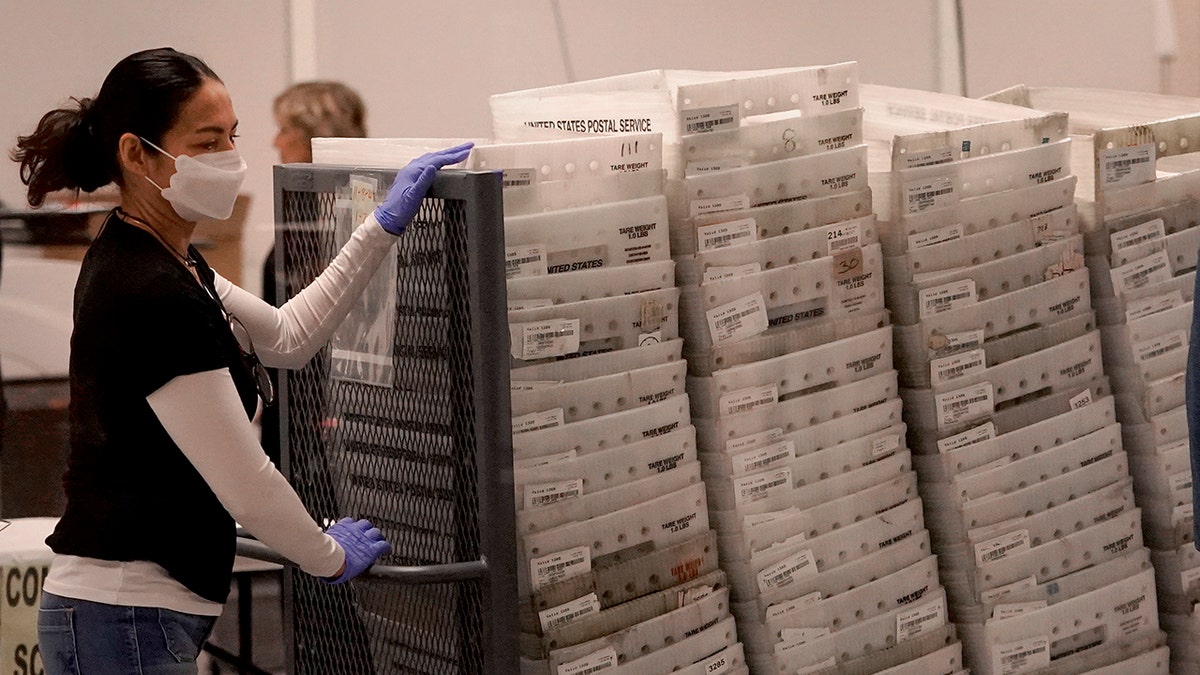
[1133,329,1187,363]
[530,546,591,591]
[720,384,779,417]
[682,105,740,134]
[1110,250,1172,295]
[690,193,750,218]
[904,176,956,214]
[1100,143,1155,191]
[703,262,762,283]
[937,422,996,453]
[538,593,600,632]
[975,529,1031,565]
[756,549,818,593]
[896,597,944,641]
[826,220,864,254]
[706,292,770,344]
[993,636,1050,675]
[930,348,986,387]
[993,601,1047,620]
[935,382,994,430]
[515,320,580,360]
[524,478,584,510]
[1126,290,1183,322]
[558,646,616,674]
[734,468,792,506]
[697,218,757,252]
[512,408,565,434]
[506,243,547,279]
[908,223,964,251]
[732,440,796,475]
[726,427,785,453]
[1111,218,1165,253]
[919,279,977,319]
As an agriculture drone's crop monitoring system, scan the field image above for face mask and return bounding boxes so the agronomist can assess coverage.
[141,137,246,221]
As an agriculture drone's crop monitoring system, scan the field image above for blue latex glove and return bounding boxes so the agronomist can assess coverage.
[321,517,392,584]
[374,142,475,235]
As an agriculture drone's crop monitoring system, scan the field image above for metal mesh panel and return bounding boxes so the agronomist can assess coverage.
[273,166,513,675]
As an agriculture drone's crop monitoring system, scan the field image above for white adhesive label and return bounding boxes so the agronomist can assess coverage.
[981,575,1037,604]
[1031,211,1070,245]
[904,176,956,214]
[975,529,1031,565]
[930,348,986,387]
[902,147,954,169]
[510,379,563,392]
[1181,566,1200,592]
[1069,389,1093,410]
[505,244,547,279]
[699,649,736,675]
[530,546,591,591]
[720,384,779,417]
[513,450,576,470]
[1100,143,1156,191]
[1111,250,1172,295]
[826,221,864,254]
[993,601,1047,620]
[1126,290,1183,322]
[1134,329,1187,363]
[734,468,792,506]
[691,193,750,218]
[1111,218,1165,253]
[896,597,945,642]
[726,427,785,453]
[994,636,1050,675]
[697,217,757,252]
[706,292,770,344]
[871,434,901,459]
[524,478,584,510]
[703,262,762,283]
[765,591,822,622]
[732,440,796,475]
[937,421,996,453]
[1169,469,1192,494]
[929,328,985,357]
[908,222,964,251]
[557,646,616,675]
[501,168,536,189]
[682,105,739,135]
[935,382,994,430]
[919,279,977,319]
[756,548,818,593]
[538,593,600,633]
[685,157,746,176]
[507,298,554,311]
[515,319,580,360]
[512,408,565,434]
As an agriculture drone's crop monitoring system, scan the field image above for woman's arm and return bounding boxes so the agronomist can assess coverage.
[146,367,344,577]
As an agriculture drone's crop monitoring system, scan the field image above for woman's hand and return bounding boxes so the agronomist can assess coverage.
[374,142,474,235]
[321,517,392,584]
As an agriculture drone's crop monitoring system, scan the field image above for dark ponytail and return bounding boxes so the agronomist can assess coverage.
[10,47,219,207]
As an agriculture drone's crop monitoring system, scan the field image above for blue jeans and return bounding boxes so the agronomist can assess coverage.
[38,592,217,675]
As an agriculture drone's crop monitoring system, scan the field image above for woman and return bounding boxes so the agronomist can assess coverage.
[272,80,367,164]
[11,47,471,674]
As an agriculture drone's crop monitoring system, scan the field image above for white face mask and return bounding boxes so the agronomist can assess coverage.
[141,137,246,222]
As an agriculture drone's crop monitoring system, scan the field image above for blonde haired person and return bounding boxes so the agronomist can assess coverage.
[273,81,367,164]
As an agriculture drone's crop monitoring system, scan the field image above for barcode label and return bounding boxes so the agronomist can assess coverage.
[826,221,864,254]
[756,548,817,592]
[703,262,761,283]
[765,591,822,622]
[690,193,750,218]
[523,478,584,510]
[538,593,600,633]
[1112,218,1165,252]
[732,440,795,475]
[685,157,746,176]
[706,292,769,344]
[726,427,785,453]
[734,467,792,506]
[530,546,591,591]
[502,168,536,189]
[994,635,1050,675]
[871,434,901,459]
[1111,250,1172,295]
[937,421,996,453]
[516,319,581,360]
[681,105,739,134]
[512,408,564,434]
[904,176,956,214]
[505,244,547,279]
[513,449,576,470]
[1170,469,1193,494]
[508,298,553,311]
[1100,143,1155,190]
[697,217,757,252]
[975,529,1030,565]
[908,222,964,250]
[1126,290,1183,321]
[935,382,994,431]
[510,379,563,392]
[901,147,954,169]
[993,600,1047,620]
[896,596,945,641]
[919,279,977,319]
[1070,389,1093,410]
[720,384,779,417]
[777,627,830,650]
[557,646,616,675]
[1134,329,1186,363]
[928,328,985,357]
[930,348,986,387]
[981,575,1037,604]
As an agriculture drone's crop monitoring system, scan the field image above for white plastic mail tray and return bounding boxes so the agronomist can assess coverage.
[1128,439,1189,500]
[889,112,1069,172]
[681,107,863,174]
[511,360,685,423]
[470,132,663,182]
[675,214,878,287]
[874,641,964,675]
[507,260,674,305]
[1110,216,1200,270]
[1101,301,1190,368]
[980,546,1150,622]
[1150,541,1200,608]
[675,61,860,122]
[674,189,871,256]
[503,170,666,217]
[511,338,682,385]
[503,196,670,275]
[1100,200,1196,258]
[687,325,891,419]
[1094,268,1193,326]
[508,287,680,367]
[512,394,690,460]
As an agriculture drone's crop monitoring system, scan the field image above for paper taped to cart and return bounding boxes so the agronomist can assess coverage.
[511,338,681,385]
[507,260,675,307]
[695,369,896,452]
[888,112,1069,171]
[674,189,871,256]
[680,107,863,175]
[882,176,1077,257]
[514,425,696,505]
[511,359,685,424]
[512,394,690,460]
[674,214,878,287]
[507,287,679,367]
[687,325,892,419]
[503,196,670,279]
